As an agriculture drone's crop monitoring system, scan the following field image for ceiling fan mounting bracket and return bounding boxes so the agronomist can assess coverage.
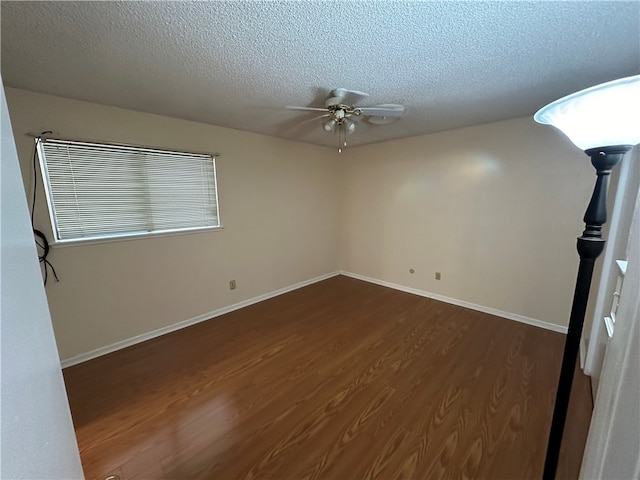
[327,104,362,124]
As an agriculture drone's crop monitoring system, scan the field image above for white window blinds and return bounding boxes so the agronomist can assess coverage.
[37,138,220,243]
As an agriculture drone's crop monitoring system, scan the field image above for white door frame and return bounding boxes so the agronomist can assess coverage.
[584,147,639,391]
[0,79,83,478]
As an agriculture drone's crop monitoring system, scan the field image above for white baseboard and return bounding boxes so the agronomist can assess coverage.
[60,271,340,368]
[61,269,566,368]
[340,271,568,334]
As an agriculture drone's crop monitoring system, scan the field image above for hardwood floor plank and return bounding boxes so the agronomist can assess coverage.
[63,275,591,479]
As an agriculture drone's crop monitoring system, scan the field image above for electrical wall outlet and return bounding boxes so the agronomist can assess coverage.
[229,280,236,290]
[435,272,441,280]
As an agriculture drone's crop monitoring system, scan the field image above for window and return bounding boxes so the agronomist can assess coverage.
[37,138,220,244]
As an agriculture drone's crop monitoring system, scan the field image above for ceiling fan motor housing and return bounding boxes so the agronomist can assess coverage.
[325,95,346,108]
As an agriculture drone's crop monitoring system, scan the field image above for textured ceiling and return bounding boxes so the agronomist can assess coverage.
[2,1,639,149]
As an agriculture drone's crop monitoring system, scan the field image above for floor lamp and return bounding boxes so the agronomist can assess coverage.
[534,74,640,480]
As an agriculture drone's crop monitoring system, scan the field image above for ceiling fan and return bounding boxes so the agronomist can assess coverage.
[286,88,405,152]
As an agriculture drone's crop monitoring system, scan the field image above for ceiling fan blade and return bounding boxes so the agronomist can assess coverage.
[286,106,328,112]
[331,88,370,106]
[359,104,405,117]
[298,113,330,126]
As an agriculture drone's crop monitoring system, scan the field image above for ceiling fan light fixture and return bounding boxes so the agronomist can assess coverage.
[344,118,357,134]
[322,119,336,132]
[287,89,407,153]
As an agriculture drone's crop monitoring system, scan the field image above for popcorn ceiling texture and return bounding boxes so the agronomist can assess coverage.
[1,1,638,148]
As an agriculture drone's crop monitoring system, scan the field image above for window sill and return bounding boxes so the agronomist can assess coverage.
[51,225,224,248]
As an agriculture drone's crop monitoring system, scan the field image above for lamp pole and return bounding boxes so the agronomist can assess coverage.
[542,145,631,480]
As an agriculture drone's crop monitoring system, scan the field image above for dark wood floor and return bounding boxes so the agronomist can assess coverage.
[63,275,591,479]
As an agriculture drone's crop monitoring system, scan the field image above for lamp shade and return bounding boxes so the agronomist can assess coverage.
[534,74,640,151]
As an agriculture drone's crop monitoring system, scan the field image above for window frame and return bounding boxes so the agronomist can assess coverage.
[36,137,222,246]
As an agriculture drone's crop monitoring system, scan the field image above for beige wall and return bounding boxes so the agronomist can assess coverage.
[340,117,593,328]
[6,88,340,360]
[7,87,597,361]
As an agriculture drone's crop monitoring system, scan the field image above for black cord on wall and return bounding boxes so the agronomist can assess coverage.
[31,134,59,285]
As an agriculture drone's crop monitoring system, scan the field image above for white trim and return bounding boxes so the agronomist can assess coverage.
[616,260,628,276]
[60,271,340,368]
[580,335,587,369]
[340,271,568,334]
[603,316,615,339]
[51,225,224,248]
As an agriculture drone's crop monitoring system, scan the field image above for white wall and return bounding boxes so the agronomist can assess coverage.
[340,117,593,328]
[5,88,340,361]
[1,81,83,478]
